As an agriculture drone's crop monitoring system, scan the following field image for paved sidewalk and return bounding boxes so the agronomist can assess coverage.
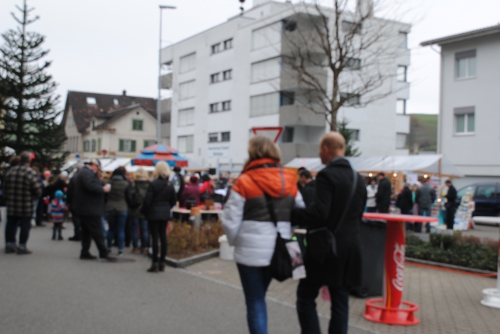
[187,257,500,334]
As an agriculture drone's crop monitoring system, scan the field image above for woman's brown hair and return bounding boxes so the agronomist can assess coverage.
[244,135,281,168]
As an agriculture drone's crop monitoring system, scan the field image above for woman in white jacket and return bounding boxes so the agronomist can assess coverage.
[366,178,378,212]
[222,136,304,334]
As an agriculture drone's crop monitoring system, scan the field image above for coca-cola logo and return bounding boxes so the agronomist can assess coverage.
[392,244,405,292]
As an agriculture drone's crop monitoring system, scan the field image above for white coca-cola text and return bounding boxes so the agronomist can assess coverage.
[392,244,405,292]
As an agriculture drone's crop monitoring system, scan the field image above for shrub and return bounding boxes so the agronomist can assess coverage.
[168,220,224,258]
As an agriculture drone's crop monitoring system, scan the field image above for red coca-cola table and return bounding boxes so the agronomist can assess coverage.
[362,213,438,326]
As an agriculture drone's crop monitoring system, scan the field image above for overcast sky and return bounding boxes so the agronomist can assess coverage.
[1,0,500,115]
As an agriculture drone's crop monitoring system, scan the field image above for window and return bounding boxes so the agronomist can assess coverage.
[209,133,219,143]
[86,97,96,105]
[347,129,360,141]
[211,43,221,54]
[179,80,196,100]
[251,57,281,83]
[457,186,476,199]
[132,120,143,131]
[91,139,96,152]
[396,133,407,149]
[223,69,232,81]
[119,139,136,152]
[144,140,157,148]
[209,103,219,113]
[222,101,231,111]
[280,91,295,106]
[180,53,196,73]
[283,20,297,32]
[456,50,476,79]
[83,140,90,152]
[178,135,194,153]
[398,32,408,49]
[342,20,361,34]
[282,127,294,143]
[224,39,233,50]
[97,138,101,152]
[252,22,281,50]
[346,58,361,70]
[210,73,220,84]
[178,108,194,126]
[397,65,407,82]
[340,93,360,106]
[454,107,475,134]
[476,185,496,199]
[250,92,280,117]
[396,99,406,115]
[113,99,119,106]
[221,132,230,142]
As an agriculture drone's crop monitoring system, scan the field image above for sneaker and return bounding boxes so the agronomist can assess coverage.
[80,253,97,260]
[58,236,64,241]
[5,247,17,254]
[17,248,32,255]
[68,236,81,241]
[52,236,56,240]
[118,251,123,256]
[141,248,149,255]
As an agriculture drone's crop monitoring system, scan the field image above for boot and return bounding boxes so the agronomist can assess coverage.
[147,262,158,273]
[158,262,165,272]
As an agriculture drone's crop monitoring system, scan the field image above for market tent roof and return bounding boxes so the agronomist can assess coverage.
[132,144,188,168]
[285,155,463,177]
[102,158,131,172]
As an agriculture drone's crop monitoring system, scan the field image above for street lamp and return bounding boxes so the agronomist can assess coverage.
[157,5,176,144]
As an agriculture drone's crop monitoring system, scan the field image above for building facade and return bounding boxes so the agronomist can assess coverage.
[422,25,500,188]
[161,0,411,171]
[62,91,170,159]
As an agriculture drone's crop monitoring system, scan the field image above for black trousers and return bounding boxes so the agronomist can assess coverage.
[71,211,82,239]
[149,220,167,262]
[80,215,108,258]
[296,276,349,334]
[446,206,456,230]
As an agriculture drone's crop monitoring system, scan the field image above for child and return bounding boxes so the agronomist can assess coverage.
[51,190,67,240]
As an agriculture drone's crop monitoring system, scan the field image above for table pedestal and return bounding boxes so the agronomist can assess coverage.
[479,220,500,308]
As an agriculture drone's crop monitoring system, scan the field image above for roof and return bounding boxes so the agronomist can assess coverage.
[93,104,143,131]
[62,91,158,133]
[421,24,500,46]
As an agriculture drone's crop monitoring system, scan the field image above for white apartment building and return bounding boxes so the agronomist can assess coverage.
[161,0,411,171]
[422,25,500,188]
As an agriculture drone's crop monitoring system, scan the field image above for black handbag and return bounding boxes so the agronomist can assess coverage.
[264,193,293,282]
[307,168,358,262]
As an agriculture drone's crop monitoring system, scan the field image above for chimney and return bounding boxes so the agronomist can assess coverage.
[253,0,273,7]
[356,0,374,18]
[122,90,127,96]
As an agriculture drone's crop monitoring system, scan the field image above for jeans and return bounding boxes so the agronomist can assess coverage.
[131,218,149,249]
[101,217,107,238]
[236,263,273,334]
[80,215,108,258]
[366,207,376,213]
[5,216,32,249]
[419,207,431,233]
[297,279,349,334]
[149,220,167,262]
[107,211,128,252]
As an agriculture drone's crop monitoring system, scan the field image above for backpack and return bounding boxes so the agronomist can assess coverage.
[129,183,143,209]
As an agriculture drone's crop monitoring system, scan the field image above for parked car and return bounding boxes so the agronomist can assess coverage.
[455,183,500,217]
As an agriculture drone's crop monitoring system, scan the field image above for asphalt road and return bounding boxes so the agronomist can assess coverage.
[0,225,332,334]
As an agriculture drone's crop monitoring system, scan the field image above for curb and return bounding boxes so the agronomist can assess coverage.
[405,257,497,276]
[165,250,220,269]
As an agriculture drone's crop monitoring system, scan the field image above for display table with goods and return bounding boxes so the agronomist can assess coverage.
[472,216,500,309]
[362,212,438,326]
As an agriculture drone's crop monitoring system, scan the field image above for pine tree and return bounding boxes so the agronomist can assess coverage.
[338,118,361,157]
[0,0,68,170]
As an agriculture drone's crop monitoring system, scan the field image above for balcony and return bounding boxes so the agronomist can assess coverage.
[278,142,320,164]
[279,105,325,127]
[159,73,172,90]
[280,67,327,92]
[160,98,171,114]
[395,114,410,134]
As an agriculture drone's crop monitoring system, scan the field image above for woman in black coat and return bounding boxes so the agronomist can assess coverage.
[142,161,176,273]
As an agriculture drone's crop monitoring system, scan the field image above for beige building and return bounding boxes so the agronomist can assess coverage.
[62,90,170,159]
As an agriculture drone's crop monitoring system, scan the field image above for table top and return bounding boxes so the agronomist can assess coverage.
[363,213,439,223]
[472,216,500,225]
[171,208,223,214]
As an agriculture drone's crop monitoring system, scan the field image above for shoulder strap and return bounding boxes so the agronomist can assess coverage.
[153,180,170,200]
[264,193,278,227]
[333,168,358,235]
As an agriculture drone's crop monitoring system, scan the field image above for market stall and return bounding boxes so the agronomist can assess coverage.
[131,144,188,168]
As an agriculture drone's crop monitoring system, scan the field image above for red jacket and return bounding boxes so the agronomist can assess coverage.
[180,184,201,207]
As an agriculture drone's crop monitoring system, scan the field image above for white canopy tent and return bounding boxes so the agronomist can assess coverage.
[285,155,463,178]
[126,165,155,173]
[102,158,131,172]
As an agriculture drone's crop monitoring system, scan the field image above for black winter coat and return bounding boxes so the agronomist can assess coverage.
[299,180,316,208]
[293,157,367,288]
[396,186,413,212]
[142,177,176,221]
[445,185,457,208]
[376,177,391,209]
[72,167,105,217]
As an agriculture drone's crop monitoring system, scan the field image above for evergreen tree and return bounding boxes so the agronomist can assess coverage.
[338,118,361,157]
[0,0,68,170]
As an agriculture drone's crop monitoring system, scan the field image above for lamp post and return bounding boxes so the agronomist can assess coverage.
[157,5,176,144]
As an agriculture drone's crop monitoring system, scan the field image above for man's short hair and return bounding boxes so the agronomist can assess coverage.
[299,170,312,179]
[20,151,31,165]
[445,179,452,184]
[297,167,306,173]
[377,172,385,177]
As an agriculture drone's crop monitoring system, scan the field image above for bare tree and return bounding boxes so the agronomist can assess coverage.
[280,0,408,131]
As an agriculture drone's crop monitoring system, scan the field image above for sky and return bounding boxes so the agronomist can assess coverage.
[1,0,500,115]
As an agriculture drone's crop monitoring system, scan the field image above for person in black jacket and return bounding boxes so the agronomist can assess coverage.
[396,183,414,230]
[72,159,115,261]
[376,172,391,213]
[292,132,367,334]
[298,169,315,208]
[66,163,84,241]
[445,180,457,230]
[142,161,176,273]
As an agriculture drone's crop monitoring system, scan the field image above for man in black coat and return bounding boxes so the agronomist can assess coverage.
[375,172,391,213]
[396,184,413,214]
[67,163,83,241]
[72,159,115,261]
[445,180,457,230]
[293,132,367,334]
[298,169,315,208]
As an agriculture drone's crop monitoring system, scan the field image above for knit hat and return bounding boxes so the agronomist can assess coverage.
[190,175,199,184]
[55,190,64,199]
